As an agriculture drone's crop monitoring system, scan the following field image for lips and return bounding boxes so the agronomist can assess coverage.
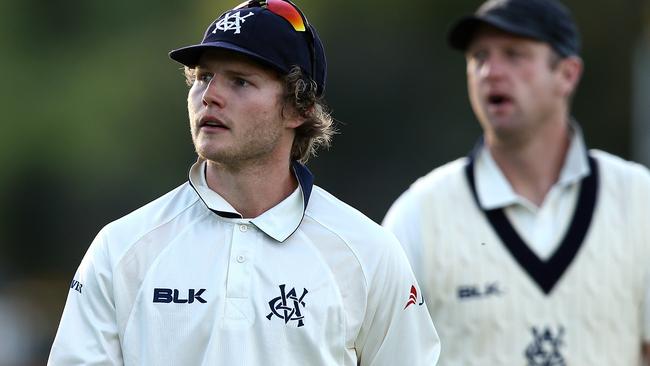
[199,116,229,131]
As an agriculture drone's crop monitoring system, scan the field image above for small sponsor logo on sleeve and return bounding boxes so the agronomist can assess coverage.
[70,279,83,294]
[404,285,424,309]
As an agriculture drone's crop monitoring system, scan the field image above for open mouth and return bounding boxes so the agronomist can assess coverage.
[487,94,512,106]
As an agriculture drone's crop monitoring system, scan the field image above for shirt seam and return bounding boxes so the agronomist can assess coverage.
[303,210,369,351]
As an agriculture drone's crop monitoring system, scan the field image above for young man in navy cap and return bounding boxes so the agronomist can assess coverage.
[384,0,650,364]
[47,1,440,364]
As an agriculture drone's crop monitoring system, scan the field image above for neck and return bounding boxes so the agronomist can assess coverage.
[204,157,298,218]
[486,121,571,206]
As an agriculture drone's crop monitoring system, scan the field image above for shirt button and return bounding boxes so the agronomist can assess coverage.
[239,224,248,232]
[236,255,246,263]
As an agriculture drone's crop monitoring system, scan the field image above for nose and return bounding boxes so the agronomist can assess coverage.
[201,76,225,108]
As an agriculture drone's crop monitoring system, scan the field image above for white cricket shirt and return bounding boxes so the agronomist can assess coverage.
[384,136,650,365]
[49,160,440,366]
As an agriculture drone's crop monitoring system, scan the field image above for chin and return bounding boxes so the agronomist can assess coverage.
[486,116,519,131]
[197,149,224,162]
[197,149,245,167]
[195,144,222,161]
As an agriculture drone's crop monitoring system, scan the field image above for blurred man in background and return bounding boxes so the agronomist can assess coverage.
[384,0,650,364]
[48,0,440,364]
[0,287,43,366]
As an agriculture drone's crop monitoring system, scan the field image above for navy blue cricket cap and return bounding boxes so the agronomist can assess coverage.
[169,0,327,96]
[447,0,581,57]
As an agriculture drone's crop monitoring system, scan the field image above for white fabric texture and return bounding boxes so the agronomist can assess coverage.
[49,161,440,366]
[384,149,650,366]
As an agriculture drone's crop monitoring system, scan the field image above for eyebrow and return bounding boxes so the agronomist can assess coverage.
[195,63,262,79]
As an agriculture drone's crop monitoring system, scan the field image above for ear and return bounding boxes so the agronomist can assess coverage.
[285,114,306,129]
[557,56,583,98]
[282,103,308,129]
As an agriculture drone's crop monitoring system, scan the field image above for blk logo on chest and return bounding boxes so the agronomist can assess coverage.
[153,288,207,304]
[457,282,503,300]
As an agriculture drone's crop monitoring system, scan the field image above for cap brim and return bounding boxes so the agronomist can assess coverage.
[447,15,547,51]
[169,41,288,73]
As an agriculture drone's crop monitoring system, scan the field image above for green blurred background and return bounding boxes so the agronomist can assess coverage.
[1,0,649,363]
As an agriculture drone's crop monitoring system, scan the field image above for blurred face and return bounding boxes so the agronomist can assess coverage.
[187,49,300,167]
[465,26,571,144]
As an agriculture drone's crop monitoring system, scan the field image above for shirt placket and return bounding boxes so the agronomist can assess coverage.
[223,221,256,328]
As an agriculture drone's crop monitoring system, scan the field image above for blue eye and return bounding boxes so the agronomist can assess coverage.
[233,77,249,87]
[197,72,213,83]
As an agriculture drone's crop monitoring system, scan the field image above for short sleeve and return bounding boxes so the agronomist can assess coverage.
[48,229,124,365]
[355,236,440,365]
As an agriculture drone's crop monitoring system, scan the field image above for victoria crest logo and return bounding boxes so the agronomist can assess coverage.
[525,326,566,366]
[213,11,254,34]
[266,284,308,327]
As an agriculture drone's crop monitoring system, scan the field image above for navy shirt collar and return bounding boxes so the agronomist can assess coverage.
[188,159,314,242]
